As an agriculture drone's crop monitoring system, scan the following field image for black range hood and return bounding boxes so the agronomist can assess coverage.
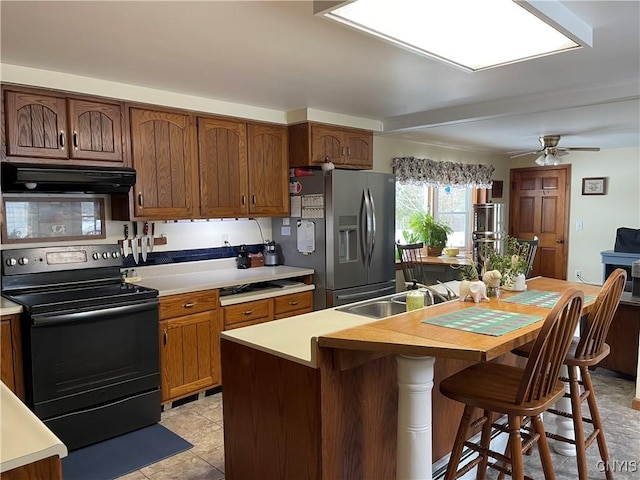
[1,162,136,194]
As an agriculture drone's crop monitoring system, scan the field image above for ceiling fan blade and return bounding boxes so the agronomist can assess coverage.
[563,147,601,152]
[509,150,539,158]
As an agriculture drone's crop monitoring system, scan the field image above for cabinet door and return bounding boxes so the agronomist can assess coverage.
[68,99,123,162]
[344,130,373,169]
[247,123,289,216]
[197,116,248,217]
[130,108,197,219]
[159,310,220,403]
[5,91,68,159]
[311,125,344,165]
[0,319,15,393]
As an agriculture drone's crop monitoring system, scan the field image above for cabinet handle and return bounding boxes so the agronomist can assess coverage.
[183,303,196,308]
[252,194,256,206]
[73,131,79,149]
[242,309,255,315]
[242,195,246,206]
[289,301,299,306]
[341,146,345,157]
[59,131,66,149]
[163,328,168,346]
[347,146,351,157]
[138,193,143,207]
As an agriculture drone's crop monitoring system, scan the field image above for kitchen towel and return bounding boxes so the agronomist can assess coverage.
[62,423,192,480]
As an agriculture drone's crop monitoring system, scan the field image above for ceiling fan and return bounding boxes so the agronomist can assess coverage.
[510,135,600,166]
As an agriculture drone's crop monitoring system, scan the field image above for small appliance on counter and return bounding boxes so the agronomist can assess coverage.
[632,259,640,298]
[236,245,250,269]
[264,241,279,266]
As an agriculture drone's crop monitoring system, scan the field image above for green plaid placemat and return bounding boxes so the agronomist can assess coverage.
[422,307,543,337]
[502,290,595,309]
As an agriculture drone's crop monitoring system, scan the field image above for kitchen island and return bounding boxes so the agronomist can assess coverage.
[221,278,603,479]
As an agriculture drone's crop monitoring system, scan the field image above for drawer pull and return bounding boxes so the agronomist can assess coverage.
[289,301,299,306]
[242,309,255,315]
[183,303,196,308]
[163,329,168,345]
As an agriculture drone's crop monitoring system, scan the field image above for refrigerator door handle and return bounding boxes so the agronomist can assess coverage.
[362,188,372,265]
[368,188,376,267]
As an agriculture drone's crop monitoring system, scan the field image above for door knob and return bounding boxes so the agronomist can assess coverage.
[556,239,564,244]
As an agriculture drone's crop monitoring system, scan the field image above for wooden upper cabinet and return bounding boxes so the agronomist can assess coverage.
[129,107,197,219]
[247,123,289,216]
[5,91,68,159]
[197,116,248,218]
[289,122,373,170]
[4,89,124,164]
[68,99,123,162]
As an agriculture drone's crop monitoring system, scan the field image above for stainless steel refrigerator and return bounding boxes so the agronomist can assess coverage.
[272,169,396,309]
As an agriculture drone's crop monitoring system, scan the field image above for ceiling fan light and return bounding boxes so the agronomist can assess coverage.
[535,154,546,166]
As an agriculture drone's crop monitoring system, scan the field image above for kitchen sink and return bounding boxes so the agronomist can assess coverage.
[335,286,458,320]
[336,300,407,319]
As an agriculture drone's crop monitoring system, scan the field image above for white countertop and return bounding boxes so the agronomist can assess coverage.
[221,283,460,368]
[132,258,314,297]
[0,297,22,316]
[0,382,67,473]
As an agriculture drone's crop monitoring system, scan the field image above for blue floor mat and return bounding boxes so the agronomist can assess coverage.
[62,424,193,480]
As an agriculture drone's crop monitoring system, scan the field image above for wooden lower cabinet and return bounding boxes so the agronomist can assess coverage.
[2,455,63,480]
[221,339,523,479]
[597,300,640,376]
[159,290,221,403]
[1,313,24,400]
[223,291,313,329]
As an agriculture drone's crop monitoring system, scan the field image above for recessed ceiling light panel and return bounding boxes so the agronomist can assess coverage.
[318,0,585,71]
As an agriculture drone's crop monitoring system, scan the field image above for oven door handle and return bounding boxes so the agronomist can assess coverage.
[31,301,157,326]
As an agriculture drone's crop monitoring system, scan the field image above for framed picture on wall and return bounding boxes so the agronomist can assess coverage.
[582,177,606,195]
[491,180,504,198]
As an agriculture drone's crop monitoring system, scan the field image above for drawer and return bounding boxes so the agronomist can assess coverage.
[273,291,313,316]
[224,299,273,328]
[160,290,219,319]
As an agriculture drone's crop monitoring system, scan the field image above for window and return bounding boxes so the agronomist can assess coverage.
[396,183,472,249]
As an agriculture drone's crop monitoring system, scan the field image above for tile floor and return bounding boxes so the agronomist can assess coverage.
[119,369,639,480]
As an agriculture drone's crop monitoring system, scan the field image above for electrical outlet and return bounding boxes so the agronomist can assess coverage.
[575,269,582,278]
[576,221,583,231]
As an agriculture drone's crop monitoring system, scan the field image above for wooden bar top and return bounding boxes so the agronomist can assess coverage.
[318,277,603,362]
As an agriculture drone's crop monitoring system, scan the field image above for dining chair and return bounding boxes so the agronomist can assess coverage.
[511,268,627,480]
[396,242,427,286]
[440,288,584,480]
[516,236,539,278]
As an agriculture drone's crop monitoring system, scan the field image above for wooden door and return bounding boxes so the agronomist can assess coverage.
[247,123,288,216]
[129,108,196,219]
[159,310,220,402]
[510,166,570,279]
[197,116,247,217]
[5,91,68,159]
[311,125,344,165]
[344,130,373,169]
[68,99,123,162]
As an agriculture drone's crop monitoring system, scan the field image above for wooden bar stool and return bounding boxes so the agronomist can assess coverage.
[512,268,627,480]
[440,289,584,480]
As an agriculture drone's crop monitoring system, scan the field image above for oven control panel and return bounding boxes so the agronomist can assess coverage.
[2,245,123,275]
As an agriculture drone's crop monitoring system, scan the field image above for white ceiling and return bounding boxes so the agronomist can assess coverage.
[1,0,639,156]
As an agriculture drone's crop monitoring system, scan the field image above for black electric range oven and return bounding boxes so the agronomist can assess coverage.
[1,244,161,451]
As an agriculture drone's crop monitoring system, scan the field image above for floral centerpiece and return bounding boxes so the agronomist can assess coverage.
[481,236,531,291]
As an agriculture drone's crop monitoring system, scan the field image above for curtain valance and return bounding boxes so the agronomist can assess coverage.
[392,156,494,188]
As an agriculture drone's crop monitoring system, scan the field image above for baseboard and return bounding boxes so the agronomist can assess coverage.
[632,397,640,411]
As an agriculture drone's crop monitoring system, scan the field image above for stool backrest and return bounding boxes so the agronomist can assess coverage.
[396,242,426,285]
[516,288,584,404]
[575,268,627,360]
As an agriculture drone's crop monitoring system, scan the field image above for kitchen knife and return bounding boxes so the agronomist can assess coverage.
[149,222,155,252]
[123,224,129,258]
[132,222,139,264]
[142,222,148,262]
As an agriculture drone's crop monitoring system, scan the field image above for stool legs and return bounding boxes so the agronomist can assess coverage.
[508,414,524,480]
[445,405,474,480]
[581,366,614,480]
[530,414,555,479]
[568,365,588,479]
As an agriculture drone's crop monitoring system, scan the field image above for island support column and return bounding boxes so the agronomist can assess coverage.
[396,355,436,480]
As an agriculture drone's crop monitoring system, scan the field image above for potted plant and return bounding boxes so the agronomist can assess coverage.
[481,236,531,291]
[407,211,452,256]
